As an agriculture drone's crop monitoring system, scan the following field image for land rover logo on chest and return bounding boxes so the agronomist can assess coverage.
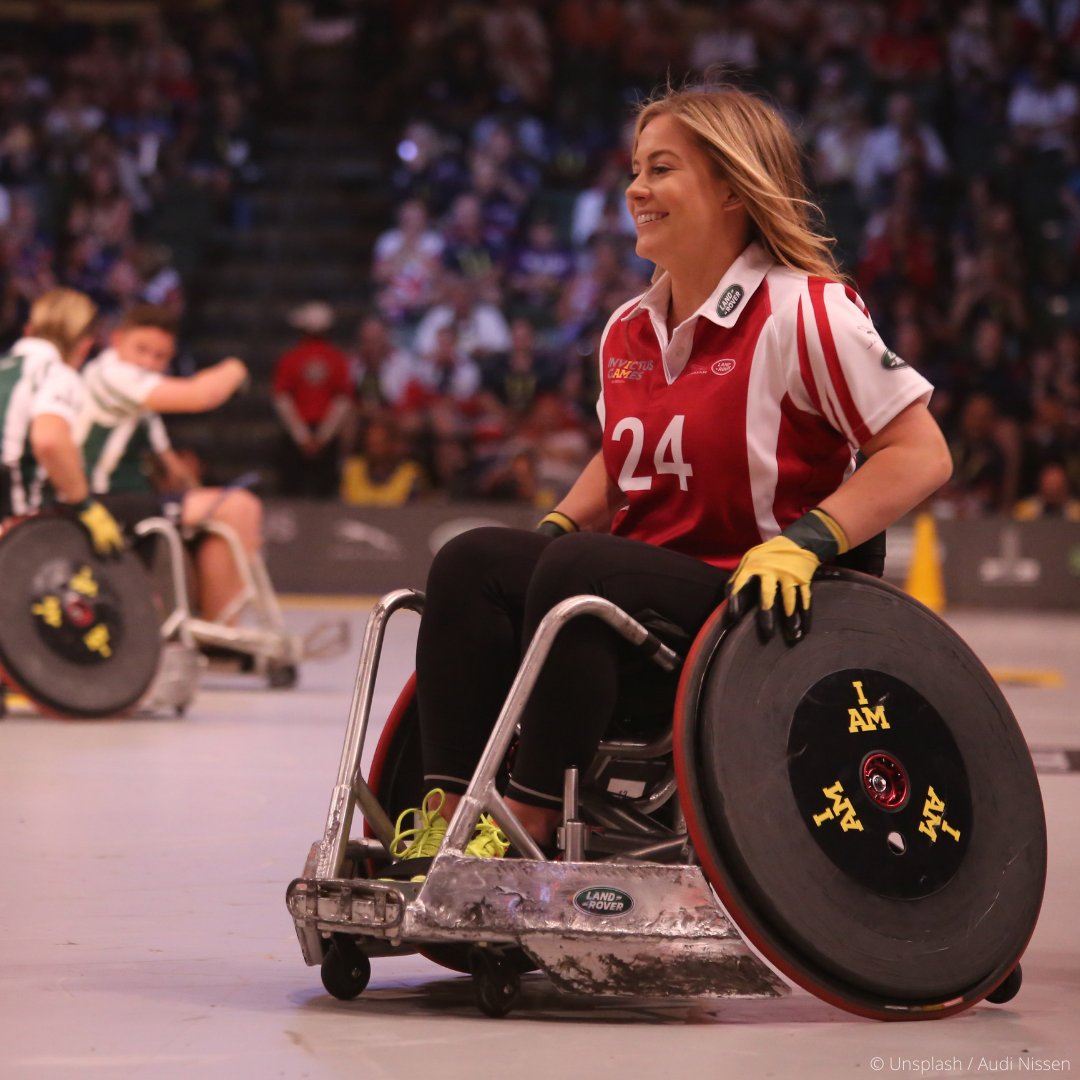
[573,886,635,917]
[716,284,744,318]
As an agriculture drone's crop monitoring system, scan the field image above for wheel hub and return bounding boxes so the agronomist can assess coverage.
[786,668,971,900]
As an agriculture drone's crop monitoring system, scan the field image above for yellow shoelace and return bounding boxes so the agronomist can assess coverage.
[463,814,510,858]
[389,788,448,860]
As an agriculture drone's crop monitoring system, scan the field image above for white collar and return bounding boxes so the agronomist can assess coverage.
[12,336,65,366]
[621,240,774,329]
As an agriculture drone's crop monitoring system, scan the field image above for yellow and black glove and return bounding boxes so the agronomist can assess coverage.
[74,497,125,556]
[536,510,579,538]
[724,508,849,644]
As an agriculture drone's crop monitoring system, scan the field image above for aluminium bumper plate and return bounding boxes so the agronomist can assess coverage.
[287,852,788,1000]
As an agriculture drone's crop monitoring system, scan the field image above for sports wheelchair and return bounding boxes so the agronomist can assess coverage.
[0,509,347,719]
[133,514,347,699]
[286,568,1045,1020]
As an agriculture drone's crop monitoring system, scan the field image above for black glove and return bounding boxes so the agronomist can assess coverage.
[536,510,579,538]
[724,508,849,645]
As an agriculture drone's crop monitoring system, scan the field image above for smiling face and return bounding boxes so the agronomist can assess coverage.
[112,325,176,373]
[626,112,744,279]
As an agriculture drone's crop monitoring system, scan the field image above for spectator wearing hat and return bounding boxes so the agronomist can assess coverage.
[271,301,353,498]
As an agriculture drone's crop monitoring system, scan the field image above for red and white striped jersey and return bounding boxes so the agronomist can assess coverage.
[596,241,932,569]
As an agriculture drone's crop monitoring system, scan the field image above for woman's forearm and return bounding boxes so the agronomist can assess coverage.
[818,403,953,549]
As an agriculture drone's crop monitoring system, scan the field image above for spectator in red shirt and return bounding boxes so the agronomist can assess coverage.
[272,301,353,497]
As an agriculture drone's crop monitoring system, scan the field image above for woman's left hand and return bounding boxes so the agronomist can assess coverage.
[724,507,850,644]
[724,535,820,644]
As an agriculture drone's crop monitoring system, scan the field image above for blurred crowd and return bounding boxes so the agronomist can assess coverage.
[4,2,1080,521]
[0,6,272,338]
[285,0,1079,521]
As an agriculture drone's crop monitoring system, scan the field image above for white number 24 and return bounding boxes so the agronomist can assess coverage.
[611,414,693,491]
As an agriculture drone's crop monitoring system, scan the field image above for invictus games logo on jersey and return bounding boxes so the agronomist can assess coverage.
[607,357,653,381]
[881,348,908,370]
[716,284,745,318]
[711,358,736,376]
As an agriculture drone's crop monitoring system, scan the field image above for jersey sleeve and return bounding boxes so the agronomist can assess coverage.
[94,354,165,411]
[790,279,933,448]
[31,363,84,426]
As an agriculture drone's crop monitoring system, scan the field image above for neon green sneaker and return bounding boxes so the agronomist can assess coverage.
[463,814,510,859]
[388,789,448,878]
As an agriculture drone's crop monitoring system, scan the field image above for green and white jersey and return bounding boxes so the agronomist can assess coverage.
[77,348,170,494]
[0,337,85,515]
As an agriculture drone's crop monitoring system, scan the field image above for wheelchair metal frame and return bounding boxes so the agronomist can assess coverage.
[286,589,789,1008]
[134,516,347,675]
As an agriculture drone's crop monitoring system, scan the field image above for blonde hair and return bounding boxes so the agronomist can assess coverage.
[26,288,98,361]
[634,84,844,283]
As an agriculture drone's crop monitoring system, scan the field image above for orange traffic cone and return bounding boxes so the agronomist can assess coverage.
[904,511,946,612]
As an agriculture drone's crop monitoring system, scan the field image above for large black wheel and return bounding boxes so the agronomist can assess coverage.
[674,569,1046,1021]
[320,935,371,1000]
[267,662,298,689]
[0,516,161,717]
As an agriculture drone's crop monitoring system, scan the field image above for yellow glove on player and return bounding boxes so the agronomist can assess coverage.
[76,498,124,556]
[725,508,849,644]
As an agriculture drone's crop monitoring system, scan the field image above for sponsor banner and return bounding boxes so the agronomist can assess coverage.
[935,518,1080,610]
[263,500,537,594]
[263,501,1080,608]
[878,518,1080,609]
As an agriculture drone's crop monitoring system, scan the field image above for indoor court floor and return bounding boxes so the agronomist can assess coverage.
[2,600,1078,1080]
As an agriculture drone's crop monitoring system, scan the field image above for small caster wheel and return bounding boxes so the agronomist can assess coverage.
[268,663,298,689]
[986,964,1022,1005]
[320,936,371,1000]
[470,947,520,1018]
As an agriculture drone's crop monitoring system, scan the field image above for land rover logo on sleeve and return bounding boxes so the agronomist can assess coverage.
[573,886,635,917]
[716,284,745,318]
[881,348,908,369]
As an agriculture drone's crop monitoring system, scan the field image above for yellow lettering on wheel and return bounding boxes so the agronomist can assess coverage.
[31,595,63,628]
[813,780,864,832]
[847,681,891,732]
[848,705,891,733]
[83,624,112,658]
[919,785,960,843]
[69,566,99,597]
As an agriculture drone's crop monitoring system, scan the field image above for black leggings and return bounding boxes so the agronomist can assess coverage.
[415,528,731,807]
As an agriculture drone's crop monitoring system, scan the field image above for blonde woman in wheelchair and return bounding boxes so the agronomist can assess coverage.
[387,83,953,871]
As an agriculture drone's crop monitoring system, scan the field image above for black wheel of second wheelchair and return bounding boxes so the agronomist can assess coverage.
[985,965,1022,1005]
[320,936,371,1000]
[268,662,299,689]
[470,948,520,1018]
